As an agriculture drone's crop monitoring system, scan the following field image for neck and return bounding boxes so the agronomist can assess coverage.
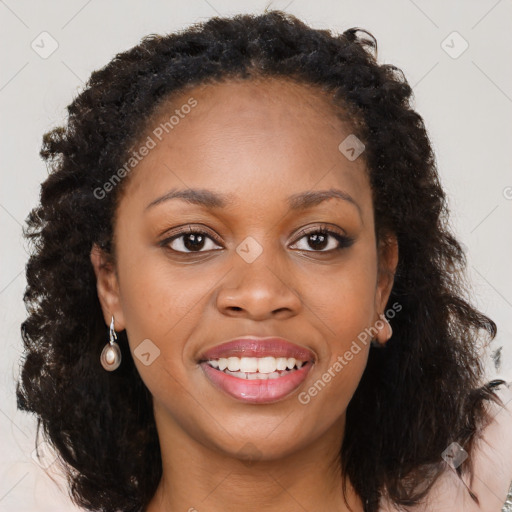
[145,404,363,512]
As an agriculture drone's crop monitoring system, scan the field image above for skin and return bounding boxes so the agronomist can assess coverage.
[90,77,398,512]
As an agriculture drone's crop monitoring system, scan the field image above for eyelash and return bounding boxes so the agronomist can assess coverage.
[159,224,355,254]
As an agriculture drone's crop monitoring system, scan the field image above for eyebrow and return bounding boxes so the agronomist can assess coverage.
[144,187,362,217]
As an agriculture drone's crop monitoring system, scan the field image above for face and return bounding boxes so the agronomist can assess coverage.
[91,77,398,461]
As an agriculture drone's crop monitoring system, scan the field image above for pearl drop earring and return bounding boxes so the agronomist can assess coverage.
[100,315,122,371]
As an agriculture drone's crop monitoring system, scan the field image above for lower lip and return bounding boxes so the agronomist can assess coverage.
[200,362,312,404]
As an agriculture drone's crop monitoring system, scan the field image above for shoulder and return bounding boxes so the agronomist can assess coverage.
[379,381,512,512]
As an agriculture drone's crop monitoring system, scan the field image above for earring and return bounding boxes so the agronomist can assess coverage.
[100,315,122,371]
[371,314,393,348]
[370,337,383,348]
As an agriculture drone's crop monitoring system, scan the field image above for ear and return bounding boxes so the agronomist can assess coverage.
[374,232,399,316]
[90,243,126,331]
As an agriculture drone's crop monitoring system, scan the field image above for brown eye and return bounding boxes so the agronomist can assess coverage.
[290,227,355,253]
[161,228,222,253]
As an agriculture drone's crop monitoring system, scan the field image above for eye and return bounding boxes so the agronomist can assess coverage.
[160,226,223,253]
[290,225,355,253]
[160,224,354,255]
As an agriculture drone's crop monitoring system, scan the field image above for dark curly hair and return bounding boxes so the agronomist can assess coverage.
[16,9,507,512]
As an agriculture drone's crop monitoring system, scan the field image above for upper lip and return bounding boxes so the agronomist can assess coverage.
[198,336,316,362]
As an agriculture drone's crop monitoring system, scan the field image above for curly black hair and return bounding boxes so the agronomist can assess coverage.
[16,9,507,512]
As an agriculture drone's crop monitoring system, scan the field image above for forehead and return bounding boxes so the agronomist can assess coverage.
[164,77,348,137]
[117,77,371,221]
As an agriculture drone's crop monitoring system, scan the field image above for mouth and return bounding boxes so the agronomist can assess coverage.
[197,337,316,404]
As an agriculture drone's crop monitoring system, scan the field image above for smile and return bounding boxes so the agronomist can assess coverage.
[197,336,316,404]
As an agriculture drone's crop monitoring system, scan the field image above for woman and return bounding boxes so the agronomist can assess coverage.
[16,10,512,512]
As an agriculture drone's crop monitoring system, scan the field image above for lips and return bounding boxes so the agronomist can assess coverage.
[198,337,316,404]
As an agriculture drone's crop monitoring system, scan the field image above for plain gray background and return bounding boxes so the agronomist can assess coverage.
[1,1,511,510]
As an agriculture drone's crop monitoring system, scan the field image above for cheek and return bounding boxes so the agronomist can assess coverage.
[118,248,212,339]
[116,255,201,386]
[116,247,232,400]
[299,324,370,432]
[304,251,377,350]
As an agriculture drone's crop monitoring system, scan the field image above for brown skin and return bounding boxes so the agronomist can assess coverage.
[90,78,398,512]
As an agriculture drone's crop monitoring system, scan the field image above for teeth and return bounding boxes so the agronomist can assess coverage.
[276,357,288,371]
[240,357,258,373]
[227,357,240,371]
[258,356,277,374]
[224,370,293,380]
[225,369,248,379]
[206,356,307,374]
[287,358,296,370]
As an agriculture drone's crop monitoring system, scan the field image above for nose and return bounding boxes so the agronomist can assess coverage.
[216,254,302,321]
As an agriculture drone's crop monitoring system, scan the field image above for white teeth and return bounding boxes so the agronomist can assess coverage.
[239,357,258,373]
[225,369,246,379]
[206,356,307,375]
[227,357,240,371]
[224,370,287,380]
[258,356,277,374]
[276,357,288,371]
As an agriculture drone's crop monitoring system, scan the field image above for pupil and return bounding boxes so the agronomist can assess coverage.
[184,233,205,251]
[309,233,327,250]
